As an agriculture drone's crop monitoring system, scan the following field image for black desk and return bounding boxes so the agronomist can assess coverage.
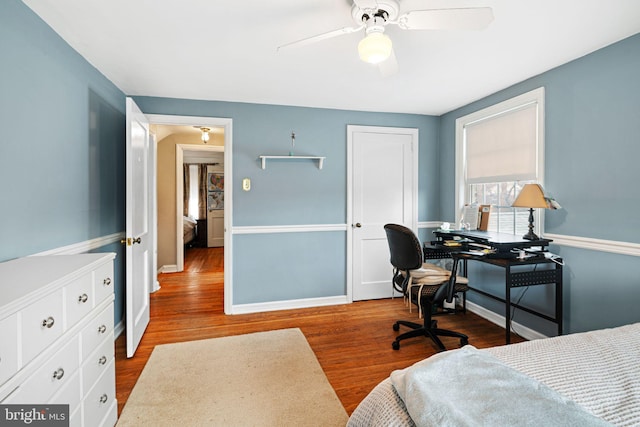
[433,229,553,255]
[427,230,563,344]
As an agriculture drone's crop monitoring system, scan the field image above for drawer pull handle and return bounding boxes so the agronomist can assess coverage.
[98,355,107,365]
[78,293,89,303]
[52,368,65,380]
[99,394,108,404]
[104,277,112,286]
[42,317,55,328]
[98,324,107,334]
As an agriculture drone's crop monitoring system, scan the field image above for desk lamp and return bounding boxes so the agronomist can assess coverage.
[511,184,561,240]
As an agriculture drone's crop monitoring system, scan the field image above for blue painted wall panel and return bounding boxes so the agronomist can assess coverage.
[1,0,126,324]
[439,34,640,242]
[233,231,346,304]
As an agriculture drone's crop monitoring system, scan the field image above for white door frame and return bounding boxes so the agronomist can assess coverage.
[346,125,418,302]
[147,114,233,315]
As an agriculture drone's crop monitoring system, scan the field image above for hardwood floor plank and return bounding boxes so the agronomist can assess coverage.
[115,247,523,416]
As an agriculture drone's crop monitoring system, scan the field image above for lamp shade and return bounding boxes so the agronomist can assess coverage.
[358,32,392,64]
[512,184,551,209]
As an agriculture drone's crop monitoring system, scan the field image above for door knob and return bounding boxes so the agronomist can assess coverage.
[121,237,142,246]
[355,223,362,228]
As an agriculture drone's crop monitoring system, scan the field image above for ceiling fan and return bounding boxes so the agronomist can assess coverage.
[277,0,494,76]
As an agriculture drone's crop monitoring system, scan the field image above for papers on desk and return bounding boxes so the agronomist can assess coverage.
[460,204,492,231]
[467,249,495,256]
[461,205,480,230]
[469,243,493,252]
[465,242,496,256]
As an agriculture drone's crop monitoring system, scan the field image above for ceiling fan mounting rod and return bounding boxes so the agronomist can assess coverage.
[360,9,389,24]
[352,0,399,26]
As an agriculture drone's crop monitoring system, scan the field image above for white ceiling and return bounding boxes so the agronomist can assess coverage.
[151,125,223,142]
[22,0,640,115]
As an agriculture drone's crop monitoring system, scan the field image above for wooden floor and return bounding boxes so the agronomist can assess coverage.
[115,247,523,416]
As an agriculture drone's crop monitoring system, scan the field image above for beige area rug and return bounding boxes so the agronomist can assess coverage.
[117,328,348,426]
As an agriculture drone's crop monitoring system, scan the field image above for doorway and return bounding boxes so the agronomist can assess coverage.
[177,144,225,264]
[148,114,233,315]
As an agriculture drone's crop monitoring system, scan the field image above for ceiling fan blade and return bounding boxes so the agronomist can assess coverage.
[397,7,494,31]
[277,25,363,51]
[378,48,398,77]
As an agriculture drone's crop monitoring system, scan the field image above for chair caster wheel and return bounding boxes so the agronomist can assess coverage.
[393,323,400,332]
[392,341,400,350]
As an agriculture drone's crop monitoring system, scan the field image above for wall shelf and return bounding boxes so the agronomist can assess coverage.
[259,155,326,170]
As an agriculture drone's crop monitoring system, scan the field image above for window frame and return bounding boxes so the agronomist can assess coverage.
[455,87,545,234]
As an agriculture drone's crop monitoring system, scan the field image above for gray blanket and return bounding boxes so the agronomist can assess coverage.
[390,345,612,427]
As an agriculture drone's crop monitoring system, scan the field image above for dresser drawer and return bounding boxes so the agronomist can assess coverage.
[49,368,82,415]
[82,332,114,393]
[0,313,19,386]
[69,406,82,427]
[65,272,94,327]
[94,262,114,306]
[81,303,114,360]
[6,335,79,404]
[83,358,116,427]
[21,289,64,363]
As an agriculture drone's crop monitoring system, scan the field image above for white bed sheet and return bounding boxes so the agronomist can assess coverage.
[183,216,197,244]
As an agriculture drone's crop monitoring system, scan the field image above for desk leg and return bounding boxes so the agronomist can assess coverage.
[556,263,563,337]
[505,265,511,344]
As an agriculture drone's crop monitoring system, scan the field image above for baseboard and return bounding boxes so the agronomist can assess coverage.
[466,301,548,341]
[230,295,349,315]
[159,264,178,273]
[114,320,124,340]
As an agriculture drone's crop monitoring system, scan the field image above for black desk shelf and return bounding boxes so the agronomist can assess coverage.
[509,267,561,288]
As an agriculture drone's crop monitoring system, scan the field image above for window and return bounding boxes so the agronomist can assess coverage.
[455,88,545,235]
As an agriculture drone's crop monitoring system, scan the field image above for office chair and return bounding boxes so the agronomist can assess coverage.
[384,223,469,351]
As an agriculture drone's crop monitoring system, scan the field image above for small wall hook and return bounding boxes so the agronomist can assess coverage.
[290,131,296,156]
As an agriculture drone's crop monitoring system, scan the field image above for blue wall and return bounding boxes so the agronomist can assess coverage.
[0,0,127,324]
[133,97,439,304]
[439,33,640,334]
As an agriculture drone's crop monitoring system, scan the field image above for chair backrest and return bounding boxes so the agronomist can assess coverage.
[384,223,462,304]
[383,224,423,271]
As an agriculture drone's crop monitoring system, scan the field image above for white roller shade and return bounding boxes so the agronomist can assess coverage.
[465,102,538,183]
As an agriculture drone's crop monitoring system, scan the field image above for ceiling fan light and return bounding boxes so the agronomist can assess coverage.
[358,32,392,64]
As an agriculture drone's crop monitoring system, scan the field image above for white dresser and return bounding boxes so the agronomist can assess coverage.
[0,253,117,427]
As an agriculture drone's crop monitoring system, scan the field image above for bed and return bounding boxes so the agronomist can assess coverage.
[183,216,197,246]
[348,322,640,427]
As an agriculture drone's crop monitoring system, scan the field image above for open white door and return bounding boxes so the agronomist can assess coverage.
[349,125,418,301]
[125,98,151,357]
